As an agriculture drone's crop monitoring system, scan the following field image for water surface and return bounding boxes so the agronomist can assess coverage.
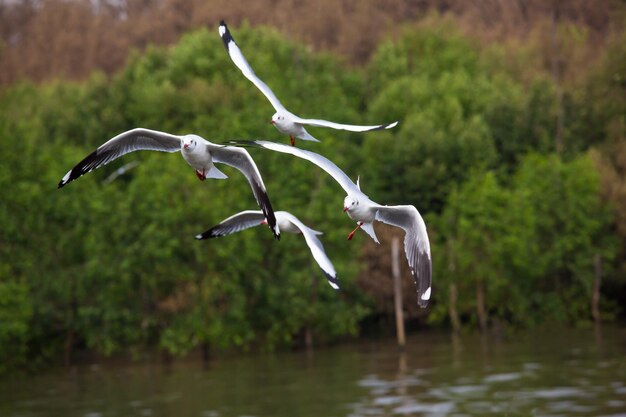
[2,326,625,417]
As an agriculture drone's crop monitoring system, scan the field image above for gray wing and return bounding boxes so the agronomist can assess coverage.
[58,128,181,188]
[195,210,266,239]
[279,212,339,290]
[219,21,287,113]
[293,117,399,132]
[208,144,279,240]
[375,205,432,308]
[233,140,366,200]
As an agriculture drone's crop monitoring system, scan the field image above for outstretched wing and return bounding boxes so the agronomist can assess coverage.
[375,205,432,308]
[279,211,339,290]
[208,144,279,240]
[232,140,366,200]
[58,128,181,188]
[219,21,287,113]
[294,117,399,133]
[195,210,266,239]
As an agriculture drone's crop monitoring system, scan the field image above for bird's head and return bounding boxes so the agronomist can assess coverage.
[343,196,358,213]
[182,135,200,151]
[270,112,286,127]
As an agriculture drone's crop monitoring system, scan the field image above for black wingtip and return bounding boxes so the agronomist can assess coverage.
[264,207,280,241]
[58,148,115,190]
[57,170,75,189]
[323,272,340,291]
[254,180,279,241]
[218,20,233,49]
[195,228,223,240]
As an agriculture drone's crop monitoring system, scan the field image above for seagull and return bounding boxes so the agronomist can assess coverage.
[58,128,280,239]
[196,210,339,290]
[218,21,399,146]
[231,140,432,308]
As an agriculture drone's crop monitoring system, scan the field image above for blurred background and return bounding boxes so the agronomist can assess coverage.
[1,0,625,416]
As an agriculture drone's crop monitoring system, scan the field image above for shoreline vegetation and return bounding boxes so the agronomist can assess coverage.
[1,0,625,374]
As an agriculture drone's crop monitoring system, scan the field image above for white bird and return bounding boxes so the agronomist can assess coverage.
[196,210,339,290]
[218,21,399,146]
[232,140,432,308]
[58,128,280,239]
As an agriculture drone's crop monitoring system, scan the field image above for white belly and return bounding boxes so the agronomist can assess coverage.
[277,217,300,234]
[182,146,212,171]
[347,202,377,223]
[275,120,306,137]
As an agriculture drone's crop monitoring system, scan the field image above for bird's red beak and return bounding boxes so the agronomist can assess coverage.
[183,144,189,149]
[343,207,349,212]
[269,120,275,125]
[260,219,267,225]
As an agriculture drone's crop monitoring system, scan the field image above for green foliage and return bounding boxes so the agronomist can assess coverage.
[0,279,33,373]
[366,21,480,96]
[433,154,617,328]
[0,23,371,369]
[581,32,626,145]
[0,21,623,371]
[363,25,525,212]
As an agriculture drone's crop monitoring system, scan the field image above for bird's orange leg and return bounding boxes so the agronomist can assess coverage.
[347,221,364,240]
[290,136,295,146]
[196,170,206,181]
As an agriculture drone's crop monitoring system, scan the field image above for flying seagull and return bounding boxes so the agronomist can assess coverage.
[58,128,279,239]
[196,210,339,290]
[231,140,432,308]
[218,21,399,146]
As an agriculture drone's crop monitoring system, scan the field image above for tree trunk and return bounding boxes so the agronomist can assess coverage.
[201,342,210,368]
[303,174,325,354]
[476,279,488,332]
[64,329,74,367]
[447,236,461,333]
[392,237,405,349]
[449,283,461,333]
[592,254,602,323]
[304,326,314,353]
[304,270,319,354]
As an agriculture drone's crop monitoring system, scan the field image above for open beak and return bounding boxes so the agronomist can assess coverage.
[343,207,349,212]
[269,120,275,125]
[183,144,189,149]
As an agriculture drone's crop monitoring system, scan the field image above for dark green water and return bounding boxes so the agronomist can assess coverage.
[1,326,625,417]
